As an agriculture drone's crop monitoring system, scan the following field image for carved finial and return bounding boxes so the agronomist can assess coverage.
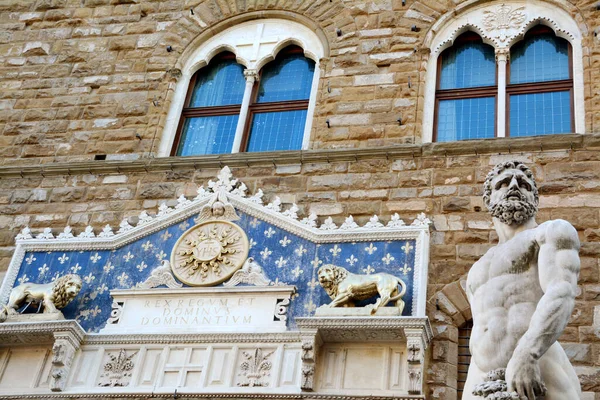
[36,228,54,240]
[319,217,337,231]
[78,226,95,239]
[249,188,264,204]
[411,213,431,227]
[364,215,384,229]
[118,219,134,234]
[175,194,191,209]
[300,213,318,228]
[98,224,115,238]
[138,211,153,224]
[265,197,282,212]
[340,216,359,230]
[57,226,74,240]
[16,227,33,241]
[387,213,406,228]
[282,203,299,219]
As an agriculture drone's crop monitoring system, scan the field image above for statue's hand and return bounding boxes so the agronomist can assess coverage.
[506,351,547,400]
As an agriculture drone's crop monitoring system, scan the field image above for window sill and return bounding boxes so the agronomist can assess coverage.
[0,133,594,179]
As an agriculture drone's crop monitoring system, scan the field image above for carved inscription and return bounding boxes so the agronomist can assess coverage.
[140,297,255,327]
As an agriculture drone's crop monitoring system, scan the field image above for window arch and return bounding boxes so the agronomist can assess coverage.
[159,18,325,157]
[423,1,585,143]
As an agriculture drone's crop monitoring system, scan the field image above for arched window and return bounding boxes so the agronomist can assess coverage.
[174,53,246,156]
[435,32,496,142]
[245,47,315,152]
[160,19,326,157]
[508,26,573,137]
[422,2,585,143]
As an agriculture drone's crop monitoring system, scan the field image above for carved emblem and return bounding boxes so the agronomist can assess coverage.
[171,220,249,286]
[98,349,137,387]
[237,348,275,387]
[137,260,183,289]
[483,4,526,39]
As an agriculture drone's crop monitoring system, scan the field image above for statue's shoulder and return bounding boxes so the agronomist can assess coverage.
[534,219,579,248]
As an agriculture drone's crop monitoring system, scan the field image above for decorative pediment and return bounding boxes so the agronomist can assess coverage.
[2,167,430,335]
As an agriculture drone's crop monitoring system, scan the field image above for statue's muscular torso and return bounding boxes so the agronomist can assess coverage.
[467,228,543,371]
[464,220,581,399]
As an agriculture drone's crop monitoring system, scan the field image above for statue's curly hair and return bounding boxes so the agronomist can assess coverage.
[51,274,82,309]
[483,161,539,209]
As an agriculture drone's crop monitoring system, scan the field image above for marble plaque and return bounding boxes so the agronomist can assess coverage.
[101,286,295,334]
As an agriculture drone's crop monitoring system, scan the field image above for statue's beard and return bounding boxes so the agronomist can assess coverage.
[489,191,537,226]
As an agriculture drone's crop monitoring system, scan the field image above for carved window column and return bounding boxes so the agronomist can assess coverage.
[231,69,259,153]
[496,49,509,138]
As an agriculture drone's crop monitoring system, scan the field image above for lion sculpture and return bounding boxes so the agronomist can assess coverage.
[0,274,82,322]
[318,264,407,314]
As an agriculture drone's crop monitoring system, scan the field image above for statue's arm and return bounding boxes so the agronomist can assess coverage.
[507,220,580,396]
[519,219,580,358]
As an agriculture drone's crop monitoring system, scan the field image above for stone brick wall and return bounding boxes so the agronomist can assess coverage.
[1,135,600,398]
[0,0,598,162]
[1,1,600,399]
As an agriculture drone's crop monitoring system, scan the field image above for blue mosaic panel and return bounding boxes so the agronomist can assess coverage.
[15,213,418,333]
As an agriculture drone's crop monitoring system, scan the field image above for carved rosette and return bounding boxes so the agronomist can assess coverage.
[171,220,249,286]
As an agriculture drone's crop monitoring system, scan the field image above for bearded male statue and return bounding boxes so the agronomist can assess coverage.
[464,161,581,400]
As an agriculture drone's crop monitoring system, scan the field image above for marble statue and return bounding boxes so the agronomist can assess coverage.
[317,264,407,314]
[0,274,82,322]
[464,161,581,400]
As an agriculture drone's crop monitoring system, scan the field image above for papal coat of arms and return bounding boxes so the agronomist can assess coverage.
[170,220,249,286]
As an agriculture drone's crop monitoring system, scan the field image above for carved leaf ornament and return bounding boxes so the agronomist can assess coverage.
[238,348,275,387]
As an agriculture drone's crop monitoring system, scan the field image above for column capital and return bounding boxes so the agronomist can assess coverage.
[495,48,510,62]
[244,69,259,83]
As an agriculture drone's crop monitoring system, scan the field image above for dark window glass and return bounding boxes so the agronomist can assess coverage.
[189,59,246,107]
[177,115,239,156]
[437,97,496,142]
[457,321,473,398]
[509,91,571,137]
[439,39,496,89]
[247,110,307,152]
[256,54,315,103]
[510,33,569,84]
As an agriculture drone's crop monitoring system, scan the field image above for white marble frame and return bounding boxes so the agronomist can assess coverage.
[2,195,429,319]
[421,0,586,143]
[157,18,326,157]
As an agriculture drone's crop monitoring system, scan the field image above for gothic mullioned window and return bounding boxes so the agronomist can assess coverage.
[434,26,573,142]
[423,2,585,143]
[172,47,315,156]
[160,19,325,157]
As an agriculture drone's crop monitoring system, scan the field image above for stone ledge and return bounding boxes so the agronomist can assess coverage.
[0,133,595,179]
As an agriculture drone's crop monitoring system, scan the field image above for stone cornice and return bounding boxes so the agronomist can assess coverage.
[0,320,85,346]
[0,134,594,179]
[0,393,426,400]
